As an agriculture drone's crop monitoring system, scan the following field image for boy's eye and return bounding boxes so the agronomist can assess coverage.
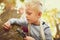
[28,12,32,15]
[26,11,32,15]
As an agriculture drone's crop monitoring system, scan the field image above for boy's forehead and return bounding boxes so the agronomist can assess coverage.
[26,7,39,14]
[26,7,33,11]
[26,8,34,14]
[26,8,39,15]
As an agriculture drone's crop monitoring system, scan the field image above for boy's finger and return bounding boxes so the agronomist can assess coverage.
[23,36,27,40]
[2,24,10,30]
[23,38,27,40]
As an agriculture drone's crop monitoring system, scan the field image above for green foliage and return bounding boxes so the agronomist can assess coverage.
[20,0,24,2]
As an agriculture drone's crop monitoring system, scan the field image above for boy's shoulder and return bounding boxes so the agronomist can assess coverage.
[41,21,50,30]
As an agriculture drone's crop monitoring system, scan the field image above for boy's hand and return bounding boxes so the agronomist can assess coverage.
[3,22,11,30]
[24,36,35,40]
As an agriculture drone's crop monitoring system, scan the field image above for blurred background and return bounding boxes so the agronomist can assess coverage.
[0,0,60,40]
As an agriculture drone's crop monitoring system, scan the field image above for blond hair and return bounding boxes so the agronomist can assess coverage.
[25,0,42,13]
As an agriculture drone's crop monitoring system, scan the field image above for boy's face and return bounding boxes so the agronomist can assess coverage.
[26,8,41,24]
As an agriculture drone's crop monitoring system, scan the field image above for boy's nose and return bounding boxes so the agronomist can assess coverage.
[26,15,29,18]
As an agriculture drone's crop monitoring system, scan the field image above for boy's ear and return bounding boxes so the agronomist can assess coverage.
[38,12,42,17]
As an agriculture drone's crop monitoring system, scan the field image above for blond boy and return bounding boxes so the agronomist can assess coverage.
[3,1,52,40]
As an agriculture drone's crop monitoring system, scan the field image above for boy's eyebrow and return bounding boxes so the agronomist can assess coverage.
[26,10,32,14]
[26,8,33,13]
[26,9,33,15]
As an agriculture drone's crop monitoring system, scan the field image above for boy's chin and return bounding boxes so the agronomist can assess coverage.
[28,20,35,24]
[28,22,32,24]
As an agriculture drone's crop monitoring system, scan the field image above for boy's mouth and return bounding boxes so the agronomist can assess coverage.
[27,19,31,23]
[27,18,29,20]
[27,19,30,22]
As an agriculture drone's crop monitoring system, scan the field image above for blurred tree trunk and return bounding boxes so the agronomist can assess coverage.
[0,6,23,40]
